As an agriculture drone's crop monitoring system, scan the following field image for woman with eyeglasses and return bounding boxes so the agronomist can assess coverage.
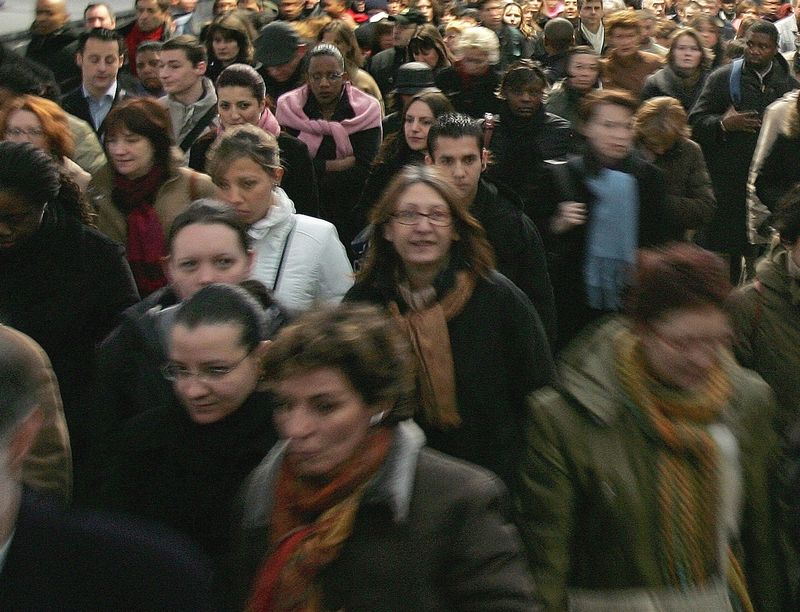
[276,43,382,252]
[344,165,554,490]
[100,283,279,567]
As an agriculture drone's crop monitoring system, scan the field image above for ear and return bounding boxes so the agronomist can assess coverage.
[196,60,207,76]
[255,339,271,360]
[7,408,44,475]
[424,153,434,165]
[75,52,84,68]
[272,166,285,186]
[161,255,174,283]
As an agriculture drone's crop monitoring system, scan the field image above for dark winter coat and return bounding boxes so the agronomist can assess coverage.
[435,64,502,119]
[25,25,81,94]
[345,262,555,488]
[641,64,710,112]
[225,421,541,611]
[367,45,407,98]
[688,55,798,252]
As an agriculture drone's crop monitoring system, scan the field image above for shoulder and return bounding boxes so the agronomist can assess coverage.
[414,448,508,505]
[293,214,340,242]
[542,111,572,130]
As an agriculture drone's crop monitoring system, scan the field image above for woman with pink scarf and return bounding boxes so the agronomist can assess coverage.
[188,64,320,217]
[276,43,382,256]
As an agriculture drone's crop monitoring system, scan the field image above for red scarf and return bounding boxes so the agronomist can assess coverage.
[126,23,165,76]
[247,427,393,612]
[112,165,169,296]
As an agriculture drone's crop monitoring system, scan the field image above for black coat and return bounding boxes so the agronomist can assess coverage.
[537,152,682,346]
[436,65,502,119]
[0,489,214,611]
[367,46,407,99]
[345,264,555,488]
[25,26,81,94]
[189,130,321,217]
[641,64,709,112]
[688,56,798,252]
[100,393,278,564]
[61,82,139,139]
[0,206,138,493]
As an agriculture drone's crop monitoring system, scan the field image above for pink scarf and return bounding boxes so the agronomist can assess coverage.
[217,108,281,138]
[275,82,382,158]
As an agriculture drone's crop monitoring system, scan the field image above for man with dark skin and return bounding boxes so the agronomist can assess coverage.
[26,0,81,93]
[689,20,798,282]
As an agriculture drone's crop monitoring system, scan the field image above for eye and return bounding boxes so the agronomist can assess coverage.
[214,257,235,268]
[204,365,234,378]
[311,401,338,415]
[178,259,198,270]
[219,102,230,110]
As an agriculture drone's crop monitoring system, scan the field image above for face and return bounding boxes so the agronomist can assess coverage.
[429,136,485,202]
[321,31,351,58]
[0,192,46,251]
[136,0,168,32]
[567,52,600,91]
[394,23,417,47]
[85,4,115,29]
[217,86,266,128]
[77,38,123,98]
[413,45,440,68]
[323,0,345,16]
[460,48,491,76]
[444,28,461,52]
[180,0,198,10]
[166,223,254,299]
[416,0,434,21]
[745,31,777,70]
[761,0,779,17]
[387,0,404,14]
[672,34,703,70]
[169,323,266,424]
[638,306,732,392]
[266,48,304,82]
[212,33,240,63]
[698,0,717,13]
[135,50,163,91]
[215,0,237,14]
[272,368,379,480]
[696,25,718,48]
[238,0,261,10]
[106,128,156,179]
[583,103,634,165]
[379,31,395,50]
[609,26,640,57]
[563,0,579,19]
[649,0,666,16]
[34,0,68,35]
[579,0,603,28]
[503,4,522,26]
[4,110,47,151]
[280,0,304,19]
[480,0,503,30]
[403,99,436,151]
[383,182,457,275]
[159,49,206,96]
[216,156,277,225]
[308,55,345,107]
[504,80,544,118]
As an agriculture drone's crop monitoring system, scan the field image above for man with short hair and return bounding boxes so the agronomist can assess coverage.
[368,8,427,97]
[62,28,136,139]
[159,35,217,153]
[0,326,214,610]
[477,0,529,70]
[574,0,605,54]
[426,113,557,342]
[119,0,171,75]
[533,17,575,83]
[601,10,662,94]
[84,2,116,29]
[637,9,667,55]
[136,40,165,96]
[254,21,309,105]
[26,0,82,93]
[171,0,198,35]
[322,0,358,26]
[642,0,666,17]
[545,45,601,126]
[775,0,800,52]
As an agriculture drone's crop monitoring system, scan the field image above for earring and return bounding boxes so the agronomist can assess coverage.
[369,411,386,426]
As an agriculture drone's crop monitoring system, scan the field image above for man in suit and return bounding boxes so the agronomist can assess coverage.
[61,28,138,139]
[0,325,214,610]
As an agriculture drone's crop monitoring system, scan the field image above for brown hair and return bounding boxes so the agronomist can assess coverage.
[357,164,495,288]
[319,20,365,76]
[408,23,454,71]
[0,95,74,159]
[666,27,711,71]
[206,124,282,181]
[634,96,690,153]
[206,11,256,65]
[578,88,639,124]
[104,97,175,169]
[604,9,641,35]
[624,243,731,323]
[262,303,416,422]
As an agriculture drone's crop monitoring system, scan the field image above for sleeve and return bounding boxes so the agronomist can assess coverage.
[754,135,794,212]
[666,143,716,230]
[640,74,660,102]
[725,286,758,368]
[315,224,355,304]
[282,137,320,218]
[687,69,730,146]
[443,472,542,611]
[514,389,578,612]
[88,238,140,344]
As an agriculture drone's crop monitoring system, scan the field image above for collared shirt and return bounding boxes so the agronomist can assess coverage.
[581,23,604,54]
[82,81,117,131]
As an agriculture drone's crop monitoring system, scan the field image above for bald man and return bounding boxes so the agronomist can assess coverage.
[25,0,81,92]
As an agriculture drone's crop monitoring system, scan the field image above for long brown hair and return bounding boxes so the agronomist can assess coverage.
[357,165,495,288]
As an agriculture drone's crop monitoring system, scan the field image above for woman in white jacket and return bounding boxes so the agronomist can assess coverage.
[207,125,353,314]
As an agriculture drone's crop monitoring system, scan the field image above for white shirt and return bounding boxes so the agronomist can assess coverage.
[82,81,117,131]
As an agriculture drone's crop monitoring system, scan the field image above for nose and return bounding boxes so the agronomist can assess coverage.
[452,161,467,179]
[180,376,211,400]
[222,185,242,205]
[280,406,315,440]
[196,262,217,286]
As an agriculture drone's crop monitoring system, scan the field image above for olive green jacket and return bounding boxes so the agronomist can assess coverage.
[515,317,789,611]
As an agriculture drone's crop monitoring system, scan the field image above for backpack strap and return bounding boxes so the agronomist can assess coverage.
[482,113,497,151]
[179,105,218,152]
[729,58,744,108]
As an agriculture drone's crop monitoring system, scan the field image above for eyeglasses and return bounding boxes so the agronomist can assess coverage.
[161,348,255,383]
[648,326,733,353]
[5,127,45,138]
[308,72,344,83]
[392,209,452,226]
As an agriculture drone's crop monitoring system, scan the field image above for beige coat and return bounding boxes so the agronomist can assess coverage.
[88,162,216,245]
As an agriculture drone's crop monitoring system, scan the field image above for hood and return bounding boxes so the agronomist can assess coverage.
[247,187,295,240]
[755,242,800,306]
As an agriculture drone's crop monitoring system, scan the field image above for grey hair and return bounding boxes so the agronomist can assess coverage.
[456,26,500,65]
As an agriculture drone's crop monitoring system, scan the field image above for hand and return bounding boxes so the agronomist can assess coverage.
[326,156,356,172]
[721,107,761,133]
[550,201,587,234]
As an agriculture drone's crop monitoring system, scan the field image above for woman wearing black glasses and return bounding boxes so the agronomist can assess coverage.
[275,43,382,255]
[99,283,278,569]
[344,165,554,491]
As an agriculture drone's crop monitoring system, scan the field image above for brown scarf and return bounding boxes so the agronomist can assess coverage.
[246,427,393,612]
[389,270,476,429]
[615,329,731,587]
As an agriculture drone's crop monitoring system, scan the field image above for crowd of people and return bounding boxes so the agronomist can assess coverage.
[1,0,800,608]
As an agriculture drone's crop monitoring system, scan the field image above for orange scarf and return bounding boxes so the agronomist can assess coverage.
[246,427,392,612]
